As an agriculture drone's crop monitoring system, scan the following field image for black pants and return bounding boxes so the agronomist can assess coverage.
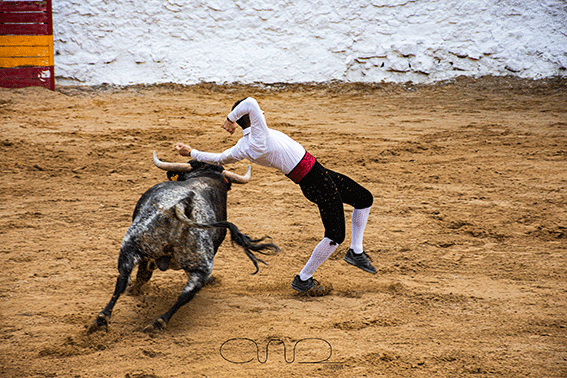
[299,161,373,244]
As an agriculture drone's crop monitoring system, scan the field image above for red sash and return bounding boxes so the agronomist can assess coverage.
[286,151,316,184]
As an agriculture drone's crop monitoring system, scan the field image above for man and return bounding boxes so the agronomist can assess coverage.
[176,97,375,295]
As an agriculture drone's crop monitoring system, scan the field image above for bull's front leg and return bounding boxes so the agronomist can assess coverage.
[88,250,138,334]
[142,270,209,333]
[127,259,155,296]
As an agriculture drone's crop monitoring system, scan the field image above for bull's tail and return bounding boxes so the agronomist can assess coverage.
[175,204,280,274]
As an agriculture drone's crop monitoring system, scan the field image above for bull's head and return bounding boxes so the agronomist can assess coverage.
[152,152,251,184]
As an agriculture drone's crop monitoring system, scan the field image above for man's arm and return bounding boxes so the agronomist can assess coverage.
[175,140,245,166]
[227,97,268,133]
[228,97,268,150]
[191,145,242,166]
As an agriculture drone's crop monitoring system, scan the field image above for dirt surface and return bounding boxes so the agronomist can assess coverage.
[1,76,566,377]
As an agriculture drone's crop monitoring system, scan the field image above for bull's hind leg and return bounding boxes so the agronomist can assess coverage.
[88,249,139,333]
[143,270,209,332]
[127,259,155,296]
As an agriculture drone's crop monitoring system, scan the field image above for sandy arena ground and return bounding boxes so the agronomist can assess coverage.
[1,76,566,377]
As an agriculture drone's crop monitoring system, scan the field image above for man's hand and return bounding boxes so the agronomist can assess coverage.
[223,118,236,135]
[176,142,192,156]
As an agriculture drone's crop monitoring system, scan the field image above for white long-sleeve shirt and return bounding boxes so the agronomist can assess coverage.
[190,97,307,175]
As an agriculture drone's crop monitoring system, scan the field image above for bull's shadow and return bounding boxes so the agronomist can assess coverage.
[88,153,279,333]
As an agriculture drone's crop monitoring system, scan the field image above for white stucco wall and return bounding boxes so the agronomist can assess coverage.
[52,0,567,85]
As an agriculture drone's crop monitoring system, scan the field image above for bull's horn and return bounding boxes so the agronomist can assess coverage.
[223,165,251,184]
[153,151,193,172]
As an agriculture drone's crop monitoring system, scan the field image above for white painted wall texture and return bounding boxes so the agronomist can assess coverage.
[52,0,567,85]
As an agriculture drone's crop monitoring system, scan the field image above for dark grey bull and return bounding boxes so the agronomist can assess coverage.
[88,152,279,333]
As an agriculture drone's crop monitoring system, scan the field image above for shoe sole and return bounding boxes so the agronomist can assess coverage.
[291,283,312,293]
[291,282,332,296]
[344,256,377,274]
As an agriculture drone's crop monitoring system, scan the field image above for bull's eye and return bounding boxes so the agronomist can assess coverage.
[169,174,179,181]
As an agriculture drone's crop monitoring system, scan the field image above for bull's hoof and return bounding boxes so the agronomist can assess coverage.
[87,314,109,334]
[143,318,167,333]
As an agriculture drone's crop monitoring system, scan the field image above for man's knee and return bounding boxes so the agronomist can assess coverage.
[358,189,373,209]
[325,229,345,245]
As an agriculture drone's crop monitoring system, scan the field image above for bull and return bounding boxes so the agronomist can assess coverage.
[88,152,279,333]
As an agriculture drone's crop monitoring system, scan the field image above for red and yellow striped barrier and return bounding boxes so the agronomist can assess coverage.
[0,0,55,90]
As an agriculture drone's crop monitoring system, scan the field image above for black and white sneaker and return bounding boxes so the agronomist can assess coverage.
[344,249,377,274]
[291,275,330,296]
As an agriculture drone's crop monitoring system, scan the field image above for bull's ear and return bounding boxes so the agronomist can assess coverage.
[167,172,179,181]
[223,176,232,190]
